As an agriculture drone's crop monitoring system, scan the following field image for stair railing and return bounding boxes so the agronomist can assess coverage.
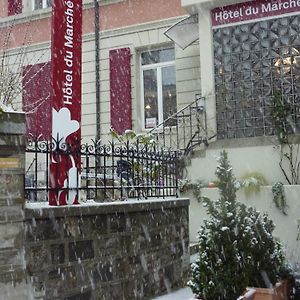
[148,94,210,154]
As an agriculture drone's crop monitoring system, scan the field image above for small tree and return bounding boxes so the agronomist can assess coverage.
[188,150,284,300]
[0,19,49,112]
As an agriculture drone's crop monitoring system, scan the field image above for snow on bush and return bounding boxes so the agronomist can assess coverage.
[188,150,284,300]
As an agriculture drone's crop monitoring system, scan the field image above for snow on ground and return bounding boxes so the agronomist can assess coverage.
[152,287,194,300]
[152,254,198,299]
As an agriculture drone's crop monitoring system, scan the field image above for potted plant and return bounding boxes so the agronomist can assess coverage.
[239,171,268,198]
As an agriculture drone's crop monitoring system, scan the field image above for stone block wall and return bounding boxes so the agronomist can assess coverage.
[0,112,190,299]
[25,199,190,300]
[0,112,33,299]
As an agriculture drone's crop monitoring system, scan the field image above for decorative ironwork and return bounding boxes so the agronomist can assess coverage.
[25,137,179,202]
[214,15,300,139]
[148,95,211,154]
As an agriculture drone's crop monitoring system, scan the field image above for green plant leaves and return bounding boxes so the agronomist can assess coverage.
[272,182,288,215]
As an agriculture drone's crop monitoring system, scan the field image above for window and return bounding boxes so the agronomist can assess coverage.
[32,0,51,10]
[214,15,300,140]
[141,48,177,129]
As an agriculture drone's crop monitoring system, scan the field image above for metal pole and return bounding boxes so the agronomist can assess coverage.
[94,0,101,180]
[94,0,101,141]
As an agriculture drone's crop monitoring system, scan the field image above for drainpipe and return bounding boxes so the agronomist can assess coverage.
[94,0,101,141]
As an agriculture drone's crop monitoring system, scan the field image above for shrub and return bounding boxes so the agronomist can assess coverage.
[188,150,284,300]
[240,171,268,197]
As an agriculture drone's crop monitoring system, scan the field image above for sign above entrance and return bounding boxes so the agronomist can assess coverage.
[212,0,300,27]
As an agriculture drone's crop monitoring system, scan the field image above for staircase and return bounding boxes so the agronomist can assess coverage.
[148,95,214,155]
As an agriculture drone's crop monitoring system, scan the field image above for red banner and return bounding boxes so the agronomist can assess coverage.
[49,0,82,206]
[212,0,300,27]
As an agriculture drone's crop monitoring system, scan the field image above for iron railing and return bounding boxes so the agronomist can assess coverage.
[25,138,179,203]
[148,95,210,155]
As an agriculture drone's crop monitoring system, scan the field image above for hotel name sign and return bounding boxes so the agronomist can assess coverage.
[212,0,300,27]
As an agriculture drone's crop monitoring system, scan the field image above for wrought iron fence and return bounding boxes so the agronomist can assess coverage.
[25,138,179,203]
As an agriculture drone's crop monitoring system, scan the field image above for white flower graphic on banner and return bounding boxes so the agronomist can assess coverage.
[52,107,80,146]
[51,107,81,205]
[58,154,81,205]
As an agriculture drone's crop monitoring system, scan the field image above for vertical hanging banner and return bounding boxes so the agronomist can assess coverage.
[49,0,82,205]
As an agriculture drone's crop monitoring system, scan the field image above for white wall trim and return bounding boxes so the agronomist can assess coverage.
[197,7,216,134]
[1,16,185,55]
[84,16,188,41]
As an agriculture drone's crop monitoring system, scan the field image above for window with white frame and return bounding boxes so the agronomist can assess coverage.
[141,48,177,129]
[32,0,51,10]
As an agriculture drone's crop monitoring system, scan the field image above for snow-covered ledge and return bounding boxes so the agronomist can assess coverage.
[25,197,189,218]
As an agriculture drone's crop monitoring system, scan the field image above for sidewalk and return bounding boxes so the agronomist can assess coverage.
[152,287,194,300]
[152,253,198,299]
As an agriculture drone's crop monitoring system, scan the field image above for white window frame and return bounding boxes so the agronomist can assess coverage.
[32,0,51,10]
[140,51,176,130]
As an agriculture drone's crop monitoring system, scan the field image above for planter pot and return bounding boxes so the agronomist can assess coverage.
[241,281,289,300]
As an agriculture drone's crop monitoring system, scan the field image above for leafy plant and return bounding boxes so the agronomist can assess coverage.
[272,182,288,215]
[270,91,300,185]
[271,91,292,144]
[110,128,156,149]
[188,150,285,300]
[271,182,286,214]
[109,128,162,199]
[240,171,268,197]
[190,180,205,202]
[1,19,49,110]
[179,179,209,202]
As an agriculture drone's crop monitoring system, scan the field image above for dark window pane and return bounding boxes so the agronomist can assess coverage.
[141,48,175,65]
[162,66,177,126]
[143,69,158,128]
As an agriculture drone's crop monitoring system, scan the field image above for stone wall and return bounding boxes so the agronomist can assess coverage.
[24,199,190,300]
[0,112,190,299]
[0,112,33,299]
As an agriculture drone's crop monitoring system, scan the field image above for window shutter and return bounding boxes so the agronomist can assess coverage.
[109,48,132,135]
[22,62,51,140]
[8,0,22,15]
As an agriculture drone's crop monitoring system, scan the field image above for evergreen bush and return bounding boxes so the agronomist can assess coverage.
[188,150,284,300]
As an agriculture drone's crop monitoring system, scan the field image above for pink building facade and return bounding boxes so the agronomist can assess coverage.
[1,0,189,142]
